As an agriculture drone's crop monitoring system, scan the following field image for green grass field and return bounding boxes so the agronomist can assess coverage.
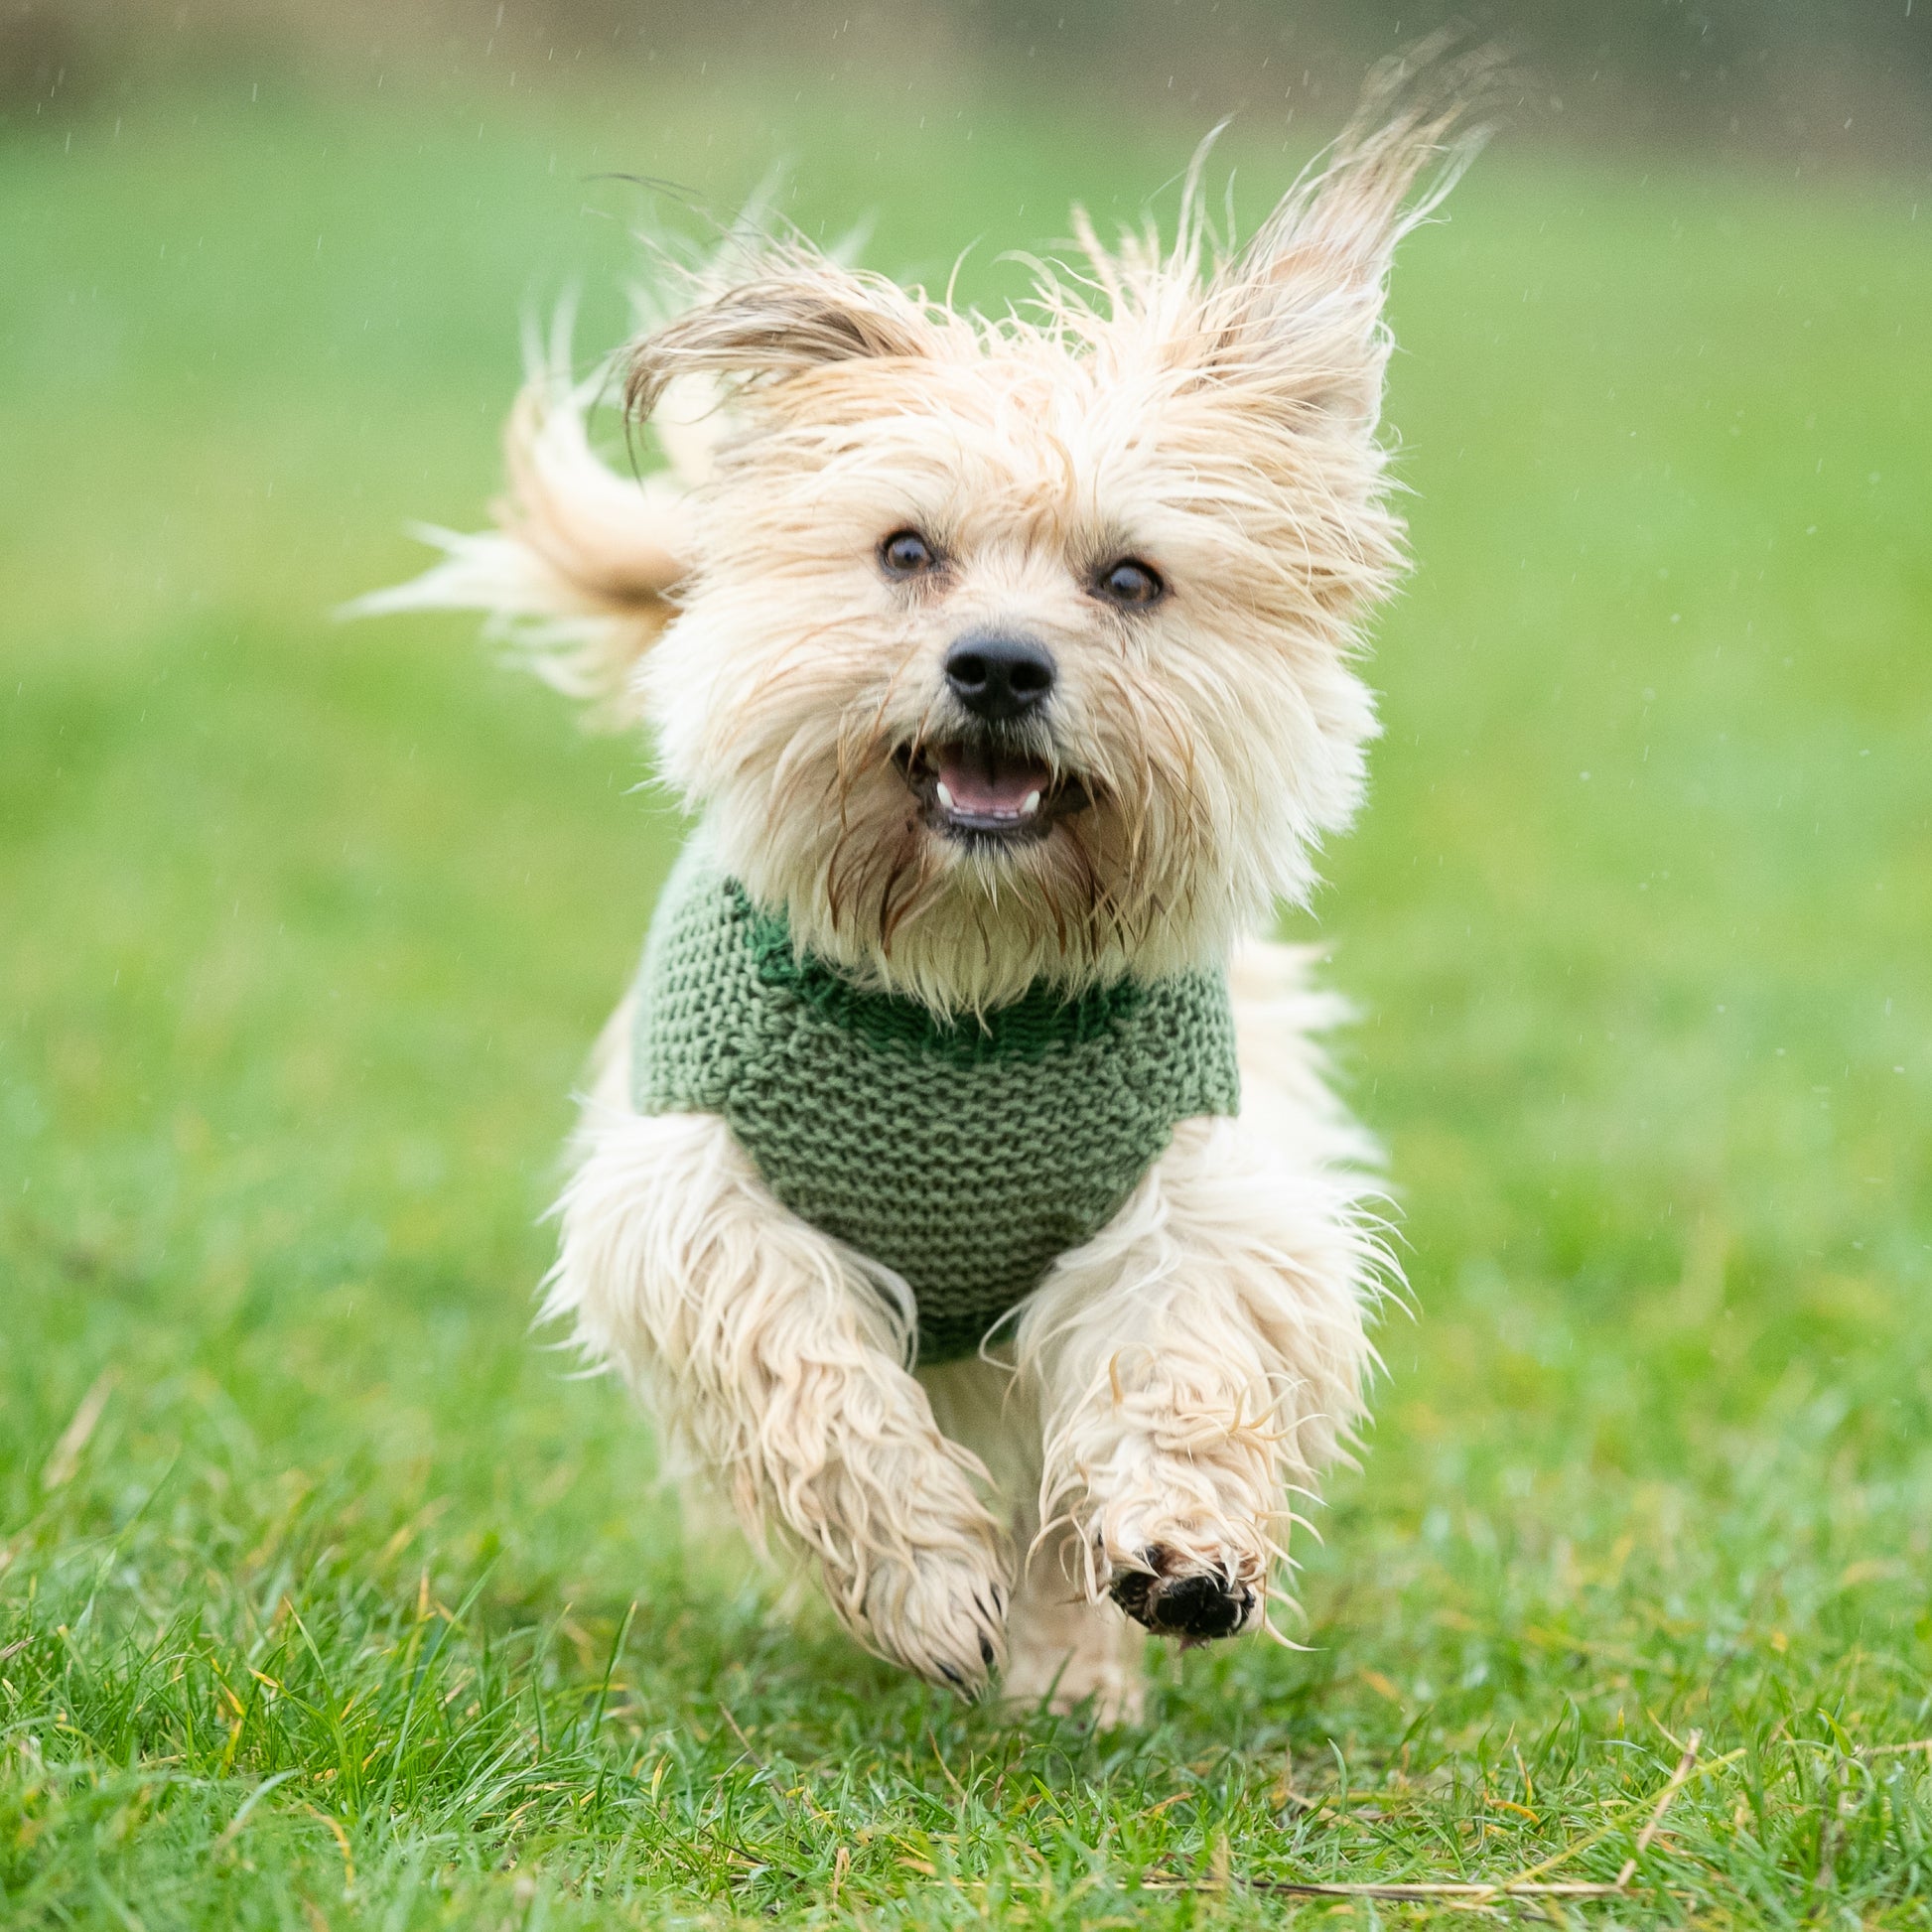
[3,70,1929,1928]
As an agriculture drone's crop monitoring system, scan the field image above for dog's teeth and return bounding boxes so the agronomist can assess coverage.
[1021,790,1040,817]
[935,780,956,811]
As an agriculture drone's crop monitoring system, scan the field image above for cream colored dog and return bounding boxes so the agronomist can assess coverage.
[369,64,1479,1724]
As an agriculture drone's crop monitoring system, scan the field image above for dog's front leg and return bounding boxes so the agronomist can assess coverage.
[549,1106,1011,1691]
[1021,1116,1380,1645]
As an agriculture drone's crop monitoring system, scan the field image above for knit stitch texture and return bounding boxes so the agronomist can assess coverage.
[630,847,1241,1362]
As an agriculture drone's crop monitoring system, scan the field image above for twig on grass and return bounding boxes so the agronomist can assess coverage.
[41,1370,117,1490]
[1861,1738,1932,1763]
[1142,1877,1640,1901]
[1614,1728,1702,1886]
[717,1700,764,1770]
[1144,1728,1709,1906]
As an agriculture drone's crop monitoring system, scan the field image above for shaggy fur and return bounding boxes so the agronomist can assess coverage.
[366,54,1481,1720]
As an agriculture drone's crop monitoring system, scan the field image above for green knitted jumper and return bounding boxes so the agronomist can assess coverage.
[630,848,1241,1363]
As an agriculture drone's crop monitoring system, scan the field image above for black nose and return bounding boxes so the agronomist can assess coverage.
[944,632,1057,723]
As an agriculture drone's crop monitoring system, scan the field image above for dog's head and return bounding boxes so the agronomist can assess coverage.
[627,95,1477,1013]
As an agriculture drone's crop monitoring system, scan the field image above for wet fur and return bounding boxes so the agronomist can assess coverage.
[369,54,1482,1718]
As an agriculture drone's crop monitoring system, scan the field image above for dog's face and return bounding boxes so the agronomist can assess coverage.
[632,121,1460,1011]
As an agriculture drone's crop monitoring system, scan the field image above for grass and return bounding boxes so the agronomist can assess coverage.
[2,66,1930,1929]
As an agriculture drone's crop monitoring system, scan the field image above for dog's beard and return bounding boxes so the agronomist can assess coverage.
[718,691,1222,1017]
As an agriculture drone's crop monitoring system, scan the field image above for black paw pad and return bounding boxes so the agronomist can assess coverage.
[1110,1551,1253,1642]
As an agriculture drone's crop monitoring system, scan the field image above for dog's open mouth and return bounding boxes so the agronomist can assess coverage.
[897,743,1089,846]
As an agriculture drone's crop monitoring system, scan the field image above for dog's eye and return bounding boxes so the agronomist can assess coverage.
[880,529,940,578]
[1095,558,1165,608]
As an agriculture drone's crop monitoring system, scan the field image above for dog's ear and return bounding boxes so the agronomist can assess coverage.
[624,262,933,424]
[1191,49,1491,432]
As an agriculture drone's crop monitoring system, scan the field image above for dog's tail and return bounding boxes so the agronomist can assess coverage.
[348,311,721,724]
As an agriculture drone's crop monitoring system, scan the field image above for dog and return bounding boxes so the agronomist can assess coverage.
[365,58,1481,1724]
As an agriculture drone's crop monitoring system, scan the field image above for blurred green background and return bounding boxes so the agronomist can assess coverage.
[2,4,1930,1926]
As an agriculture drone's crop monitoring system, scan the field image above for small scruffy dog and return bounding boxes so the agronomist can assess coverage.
[372,65,1478,1723]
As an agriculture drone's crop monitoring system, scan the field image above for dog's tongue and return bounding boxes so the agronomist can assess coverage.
[936,747,1050,817]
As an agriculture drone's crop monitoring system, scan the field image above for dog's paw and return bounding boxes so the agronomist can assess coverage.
[1107,1545,1258,1644]
[859,1539,1010,1695]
